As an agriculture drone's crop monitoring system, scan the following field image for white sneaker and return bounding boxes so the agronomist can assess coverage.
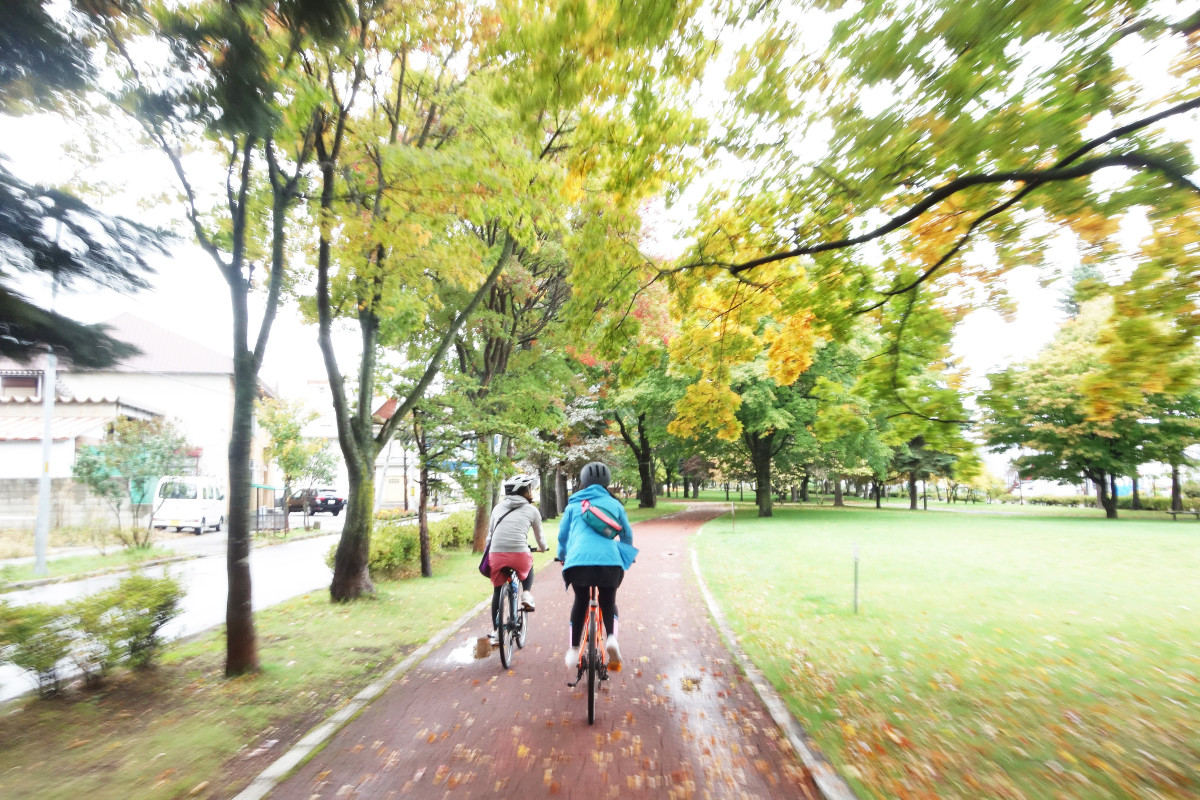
[605,636,622,670]
[564,646,579,668]
[520,590,535,611]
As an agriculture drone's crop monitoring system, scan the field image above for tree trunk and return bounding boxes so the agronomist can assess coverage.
[538,466,555,520]
[1172,464,1183,512]
[873,479,882,509]
[282,479,291,533]
[330,463,377,599]
[418,459,431,578]
[1131,475,1142,511]
[473,477,491,553]
[833,477,844,507]
[225,348,260,676]
[800,474,810,502]
[747,433,775,518]
[412,415,432,577]
[724,482,730,501]
[556,467,568,515]
[1095,474,1118,519]
[908,471,919,510]
[402,449,409,511]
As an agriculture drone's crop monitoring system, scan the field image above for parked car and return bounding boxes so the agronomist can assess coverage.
[287,487,345,515]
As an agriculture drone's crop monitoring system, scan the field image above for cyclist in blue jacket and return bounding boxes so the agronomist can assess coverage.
[557,461,637,671]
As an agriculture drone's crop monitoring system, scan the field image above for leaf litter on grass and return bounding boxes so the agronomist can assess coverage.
[698,507,1200,799]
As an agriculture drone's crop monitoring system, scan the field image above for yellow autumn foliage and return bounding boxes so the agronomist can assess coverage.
[765,311,816,385]
[667,379,743,441]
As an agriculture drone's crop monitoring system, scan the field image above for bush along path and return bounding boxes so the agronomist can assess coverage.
[258,506,823,800]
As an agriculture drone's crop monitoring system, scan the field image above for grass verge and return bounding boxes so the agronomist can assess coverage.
[0,548,486,800]
[624,501,687,524]
[0,547,177,590]
[695,505,1200,799]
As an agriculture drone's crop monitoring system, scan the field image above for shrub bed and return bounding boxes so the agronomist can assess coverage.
[0,573,183,695]
[326,511,476,577]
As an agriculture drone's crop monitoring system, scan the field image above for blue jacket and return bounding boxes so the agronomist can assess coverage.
[557,484,638,570]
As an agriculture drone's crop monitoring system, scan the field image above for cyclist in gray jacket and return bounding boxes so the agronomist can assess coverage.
[485,475,547,633]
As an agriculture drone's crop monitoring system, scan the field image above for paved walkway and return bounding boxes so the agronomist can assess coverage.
[266,507,819,799]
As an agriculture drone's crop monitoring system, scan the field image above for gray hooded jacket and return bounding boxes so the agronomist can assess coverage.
[486,494,546,553]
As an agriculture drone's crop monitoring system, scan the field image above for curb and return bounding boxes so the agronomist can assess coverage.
[231,596,491,800]
[690,526,859,800]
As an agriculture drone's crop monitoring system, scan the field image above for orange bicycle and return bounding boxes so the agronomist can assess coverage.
[566,584,618,724]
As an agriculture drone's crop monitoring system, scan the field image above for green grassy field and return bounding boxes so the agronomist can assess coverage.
[625,501,686,523]
[695,505,1200,799]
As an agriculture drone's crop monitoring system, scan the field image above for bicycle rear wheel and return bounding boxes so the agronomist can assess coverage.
[498,581,512,669]
[586,614,597,725]
[515,602,528,649]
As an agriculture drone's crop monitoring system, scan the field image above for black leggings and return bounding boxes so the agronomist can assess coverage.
[491,566,534,628]
[569,585,617,648]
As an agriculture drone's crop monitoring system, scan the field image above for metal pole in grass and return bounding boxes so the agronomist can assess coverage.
[730,502,735,534]
[853,543,859,614]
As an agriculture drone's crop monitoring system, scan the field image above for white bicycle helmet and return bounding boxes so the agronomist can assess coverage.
[502,474,536,495]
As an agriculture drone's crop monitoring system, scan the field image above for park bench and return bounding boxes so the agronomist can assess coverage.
[1164,509,1200,521]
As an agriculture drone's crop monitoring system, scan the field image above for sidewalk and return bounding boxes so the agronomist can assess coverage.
[258,507,822,799]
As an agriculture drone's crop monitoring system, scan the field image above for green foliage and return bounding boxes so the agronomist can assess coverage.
[1,574,183,695]
[374,507,419,522]
[1115,495,1175,512]
[325,511,475,577]
[0,601,71,695]
[0,3,163,368]
[68,591,126,686]
[71,418,195,547]
[111,573,185,669]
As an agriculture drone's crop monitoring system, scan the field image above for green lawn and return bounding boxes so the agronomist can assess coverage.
[625,501,687,523]
[696,506,1200,799]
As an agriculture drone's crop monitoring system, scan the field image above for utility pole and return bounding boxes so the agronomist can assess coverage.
[34,274,59,576]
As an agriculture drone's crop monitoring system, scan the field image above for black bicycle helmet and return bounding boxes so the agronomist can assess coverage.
[578,461,611,489]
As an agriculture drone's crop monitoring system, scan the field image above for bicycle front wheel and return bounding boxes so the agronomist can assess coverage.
[586,614,597,725]
[498,582,512,669]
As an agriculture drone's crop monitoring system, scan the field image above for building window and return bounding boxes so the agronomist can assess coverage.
[1,375,39,399]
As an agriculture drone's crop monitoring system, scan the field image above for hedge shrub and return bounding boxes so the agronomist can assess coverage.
[0,602,72,696]
[0,573,183,696]
[326,510,476,576]
[1115,495,1174,511]
[375,507,418,522]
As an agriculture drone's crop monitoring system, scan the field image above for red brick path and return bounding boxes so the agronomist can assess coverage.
[266,506,819,799]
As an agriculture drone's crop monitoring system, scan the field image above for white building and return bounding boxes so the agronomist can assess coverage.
[0,314,280,527]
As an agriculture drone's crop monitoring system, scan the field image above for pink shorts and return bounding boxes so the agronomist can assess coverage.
[489,551,533,587]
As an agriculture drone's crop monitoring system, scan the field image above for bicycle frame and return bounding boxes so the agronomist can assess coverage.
[568,589,606,674]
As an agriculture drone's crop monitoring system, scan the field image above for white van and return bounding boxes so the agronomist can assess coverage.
[151,475,226,534]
